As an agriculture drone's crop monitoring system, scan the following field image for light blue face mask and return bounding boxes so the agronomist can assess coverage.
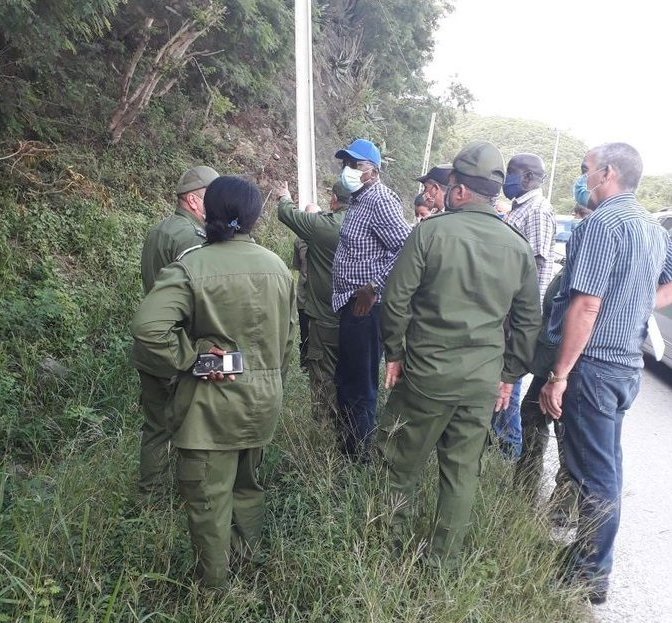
[573,174,590,207]
[340,166,371,193]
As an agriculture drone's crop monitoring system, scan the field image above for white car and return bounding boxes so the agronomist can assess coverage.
[642,209,672,368]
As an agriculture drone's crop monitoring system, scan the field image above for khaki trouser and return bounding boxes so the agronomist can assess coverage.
[176,447,264,588]
[376,382,491,566]
[138,370,175,495]
[306,320,339,425]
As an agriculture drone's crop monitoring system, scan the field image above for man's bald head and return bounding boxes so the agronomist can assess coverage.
[504,153,547,197]
[507,153,546,178]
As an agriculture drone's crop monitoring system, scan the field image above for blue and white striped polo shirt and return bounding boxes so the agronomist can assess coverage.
[547,193,672,368]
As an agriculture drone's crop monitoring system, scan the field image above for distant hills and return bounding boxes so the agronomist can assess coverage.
[438,113,672,213]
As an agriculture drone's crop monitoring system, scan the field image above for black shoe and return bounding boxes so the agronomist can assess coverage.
[555,545,608,606]
[549,506,577,528]
[588,588,608,605]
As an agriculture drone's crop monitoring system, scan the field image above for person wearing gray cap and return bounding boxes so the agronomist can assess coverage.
[377,141,541,569]
[134,164,219,498]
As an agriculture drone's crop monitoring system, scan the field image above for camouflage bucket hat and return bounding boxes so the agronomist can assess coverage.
[176,165,220,195]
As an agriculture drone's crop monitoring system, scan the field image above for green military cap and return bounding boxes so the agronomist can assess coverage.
[452,141,505,196]
[332,180,351,203]
[176,165,220,195]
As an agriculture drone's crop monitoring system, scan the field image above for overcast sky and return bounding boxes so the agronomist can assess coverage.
[425,0,671,175]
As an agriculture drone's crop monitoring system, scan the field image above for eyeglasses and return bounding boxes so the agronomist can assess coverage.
[584,166,607,180]
[342,159,372,172]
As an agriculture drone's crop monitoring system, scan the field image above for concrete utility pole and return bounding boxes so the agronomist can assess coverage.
[295,0,317,211]
[547,128,561,202]
[418,112,437,194]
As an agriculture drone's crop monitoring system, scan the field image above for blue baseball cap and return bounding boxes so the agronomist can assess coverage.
[335,139,382,168]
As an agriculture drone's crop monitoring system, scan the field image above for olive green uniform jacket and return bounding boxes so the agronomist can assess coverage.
[131,235,297,450]
[277,199,346,328]
[140,206,206,294]
[381,203,542,404]
[292,237,309,310]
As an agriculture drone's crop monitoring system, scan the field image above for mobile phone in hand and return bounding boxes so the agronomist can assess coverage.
[192,352,244,376]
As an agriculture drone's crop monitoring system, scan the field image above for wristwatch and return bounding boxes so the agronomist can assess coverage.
[547,370,568,383]
[367,281,381,295]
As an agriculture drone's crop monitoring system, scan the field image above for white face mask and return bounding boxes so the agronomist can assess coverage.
[340,166,371,193]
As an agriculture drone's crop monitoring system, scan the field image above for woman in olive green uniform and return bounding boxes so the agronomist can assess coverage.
[132,176,297,588]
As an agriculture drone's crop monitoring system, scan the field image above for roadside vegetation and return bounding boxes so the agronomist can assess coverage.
[0,1,654,620]
[0,138,589,618]
[1,357,589,622]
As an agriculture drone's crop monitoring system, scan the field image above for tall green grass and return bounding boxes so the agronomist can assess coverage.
[0,361,588,622]
[1,136,588,622]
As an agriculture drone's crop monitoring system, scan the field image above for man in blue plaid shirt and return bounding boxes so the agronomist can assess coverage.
[541,143,672,605]
[332,139,411,461]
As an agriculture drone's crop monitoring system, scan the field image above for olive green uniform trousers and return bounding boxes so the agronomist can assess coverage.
[306,320,339,424]
[376,381,491,566]
[514,376,577,516]
[138,370,174,494]
[176,447,264,588]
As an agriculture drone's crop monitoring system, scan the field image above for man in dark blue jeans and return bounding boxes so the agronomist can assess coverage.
[332,139,411,461]
[540,142,672,605]
[335,300,382,457]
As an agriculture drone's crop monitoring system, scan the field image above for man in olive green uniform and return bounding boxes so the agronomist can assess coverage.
[135,165,219,495]
[377,141,541,567]
[274,181,350,423]
[292,237,310,370]
[132,199,297,587]
[514,270,579,523]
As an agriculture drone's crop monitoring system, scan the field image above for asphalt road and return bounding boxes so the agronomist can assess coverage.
[591,360,672,622]
[542,360,672,622]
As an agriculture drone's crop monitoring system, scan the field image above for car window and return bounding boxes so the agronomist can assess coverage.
[659,217,672,232]
[555,217,575,242]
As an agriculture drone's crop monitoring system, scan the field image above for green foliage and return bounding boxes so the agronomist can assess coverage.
[638,174,672,211]
[0,369,590,621]
[210,90,237,118]
[0,0,121,58]
[310,1,470,211]
[0,3,592,620]
[0,146,153,455]
[0,0,122,136]
[0,0,294,141]
[203,0,294,105]
[316,0,453,96]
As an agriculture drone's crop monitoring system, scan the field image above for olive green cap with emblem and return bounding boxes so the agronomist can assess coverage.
[452,141,505,197]
[176,166,220,195]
